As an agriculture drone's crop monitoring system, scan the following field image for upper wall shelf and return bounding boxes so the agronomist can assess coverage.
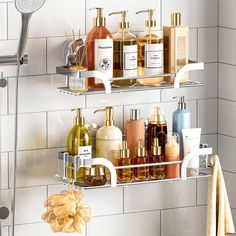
[56,60,204,96]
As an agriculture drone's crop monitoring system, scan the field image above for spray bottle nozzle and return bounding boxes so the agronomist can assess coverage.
[136,9,156,27]
[89,7,106,27]
[109,10,129,29]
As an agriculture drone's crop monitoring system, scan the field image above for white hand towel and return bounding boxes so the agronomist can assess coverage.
[206,155,235,236]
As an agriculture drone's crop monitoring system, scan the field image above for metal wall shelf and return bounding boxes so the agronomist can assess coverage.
[56,60,204,96]
[56,147,212,190]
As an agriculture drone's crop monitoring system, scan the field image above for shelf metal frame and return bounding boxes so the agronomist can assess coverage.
[56,60,204,96]
[57,147,212,189]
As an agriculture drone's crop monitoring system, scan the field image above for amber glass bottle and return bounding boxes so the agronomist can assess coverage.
[117,140,132,183]
[133,139,148,181]
[149,138,165,180]
[145,107,167,155]
[86,8,113,89]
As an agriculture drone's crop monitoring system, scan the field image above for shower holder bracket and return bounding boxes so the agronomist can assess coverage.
[0,206,10,220]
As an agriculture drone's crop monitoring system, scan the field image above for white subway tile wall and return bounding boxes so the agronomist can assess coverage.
[219,2,236,236]
[0,0,221,236]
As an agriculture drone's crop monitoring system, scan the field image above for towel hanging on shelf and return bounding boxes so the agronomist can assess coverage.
[206,155,235,236]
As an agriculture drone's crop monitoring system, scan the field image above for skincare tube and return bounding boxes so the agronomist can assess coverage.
[182,128,201,177]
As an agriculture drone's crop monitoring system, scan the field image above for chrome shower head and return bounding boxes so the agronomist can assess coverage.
[15,0,46,14]
[15,0,46,61]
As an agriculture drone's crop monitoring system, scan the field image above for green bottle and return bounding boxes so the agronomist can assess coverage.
[66,108,92,185]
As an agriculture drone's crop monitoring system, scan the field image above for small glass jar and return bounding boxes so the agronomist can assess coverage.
[84,166,106,187]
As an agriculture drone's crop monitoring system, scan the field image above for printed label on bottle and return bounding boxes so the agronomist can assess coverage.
[95,39,113,83]
[78,146,92,159]
[123,45,138,77]
[145,43,163,75]
[69,77,87,91]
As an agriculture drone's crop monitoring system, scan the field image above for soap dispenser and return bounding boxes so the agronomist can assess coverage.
[163,13,189,83]
[136,9,164,86]
[145,107,167,154]
[172,96,190,159]
[94,106,122,165]
[109,11,137,87]
[86,7,113,89]
[66,108,92,185]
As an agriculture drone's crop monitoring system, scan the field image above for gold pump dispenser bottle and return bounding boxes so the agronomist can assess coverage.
[136,9,164,86]
[94,106,122,166]
[86,7,113,89]
[66,108,92,185]
[163,13,189,83]
[109,11,137,87]
[117,140,132,183]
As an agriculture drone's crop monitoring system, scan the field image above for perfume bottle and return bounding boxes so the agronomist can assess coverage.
[163,13,189,83]
[165,132,180,179]
[109,11,137,87]
[86,7,113,89]
[136,9,164,86]
[133,139,148,181]
[145,107,167,155]
[117,140,132,183]
[149,138,165,180]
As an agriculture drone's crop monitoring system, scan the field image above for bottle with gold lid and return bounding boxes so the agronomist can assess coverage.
[117,140,132,183]
[149,138,165,180]
[109,11,137,87]
[136,9,164,86]
[86,7,113,89]
[94,106,122,166]
[66,108,92,185]
[133,139,149,181]
[163,12,189,83]
[145,107,167,155]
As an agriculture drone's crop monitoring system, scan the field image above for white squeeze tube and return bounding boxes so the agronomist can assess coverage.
[182,128,201,177]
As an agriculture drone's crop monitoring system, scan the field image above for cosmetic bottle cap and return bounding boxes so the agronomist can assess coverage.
[171,13,181,26]
[94,106,114,126]
[150,107,166,125]
[136,9,157,28]
[120,140,130,158]
[85,166,105,176]
[72,108,85,126]
[151,138,162,156]
[130,109,141,121]
[173,96,186,110]
[109,11,130,29]
[90,7,106,27]
[136,139,146,157]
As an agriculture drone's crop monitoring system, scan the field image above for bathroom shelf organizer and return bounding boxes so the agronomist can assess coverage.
[56,146,212,190]
[56,60,204,96]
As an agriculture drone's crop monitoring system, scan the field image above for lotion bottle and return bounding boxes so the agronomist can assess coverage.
[125,109,145,157]
[163,13,189,83]
[109,11,137,87]
[66,108,92,185]
[86,7,113,89]
[172,96,190,159]
[94,106,122,165]
[136,9,164,86]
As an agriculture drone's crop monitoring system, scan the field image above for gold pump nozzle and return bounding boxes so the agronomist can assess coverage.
[71,108,85,126]
[109,10,129,29]
[120,140,130,158]
[136,139,146,157]
[151,138,162,155]
[136,9,156,27]
[89,7,106,27]
[94,106,114,126]
[149,107,166,125]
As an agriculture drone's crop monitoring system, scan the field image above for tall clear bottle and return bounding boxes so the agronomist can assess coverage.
[136,9,164,86]
[109,11,137,87]
[86,7,113,89]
